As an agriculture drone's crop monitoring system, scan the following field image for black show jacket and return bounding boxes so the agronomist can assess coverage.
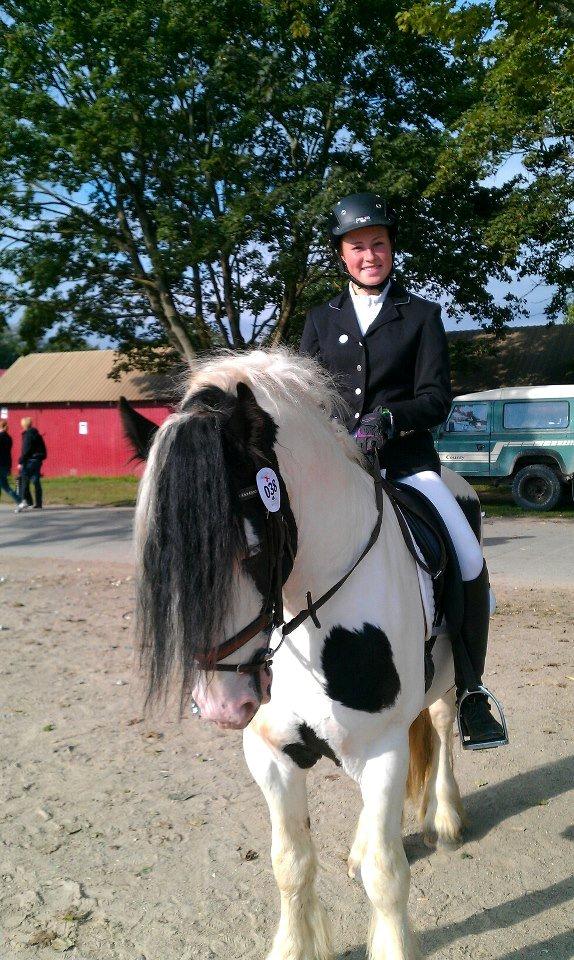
[0,431,13,472]
[300,280,452,478]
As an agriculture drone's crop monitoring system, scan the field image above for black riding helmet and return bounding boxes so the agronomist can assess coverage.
[328,191,398,291]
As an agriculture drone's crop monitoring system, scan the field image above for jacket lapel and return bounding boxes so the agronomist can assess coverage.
[328,288,362,340]
[364,280,411,337]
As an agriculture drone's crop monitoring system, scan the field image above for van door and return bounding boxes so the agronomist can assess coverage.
[436,401,492,477]
[492,397,574,478]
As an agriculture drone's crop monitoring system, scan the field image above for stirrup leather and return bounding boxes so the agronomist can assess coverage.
[457,685,509,751]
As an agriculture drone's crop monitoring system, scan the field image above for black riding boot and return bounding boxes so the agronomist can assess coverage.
[453,561,509,750]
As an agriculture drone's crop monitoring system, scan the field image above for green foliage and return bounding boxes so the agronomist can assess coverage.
[0,1,522,366]
[448,333,497,384]
[0,325,23,367]
[399,0,574,320]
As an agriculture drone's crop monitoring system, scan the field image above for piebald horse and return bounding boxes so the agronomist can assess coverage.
[133,348,475,960]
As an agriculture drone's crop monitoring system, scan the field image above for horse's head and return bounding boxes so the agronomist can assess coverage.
[133,376,297,729]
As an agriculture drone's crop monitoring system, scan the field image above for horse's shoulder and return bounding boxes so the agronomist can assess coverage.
[321,622,401,713]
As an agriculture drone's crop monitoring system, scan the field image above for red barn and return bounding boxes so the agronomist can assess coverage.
[0,350,177,476]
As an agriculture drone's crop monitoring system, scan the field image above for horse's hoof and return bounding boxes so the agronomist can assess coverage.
[423,825,463,849]
[347,857,360,880]
[422,827,439,848]
[436,832,462,850]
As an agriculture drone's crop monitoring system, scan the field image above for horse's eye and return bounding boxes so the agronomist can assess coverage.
[245,541,262,558]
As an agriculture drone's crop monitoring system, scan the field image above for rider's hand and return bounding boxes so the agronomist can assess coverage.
[354,407,394,457]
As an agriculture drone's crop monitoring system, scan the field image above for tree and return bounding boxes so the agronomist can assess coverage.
[1,0,518,369]
[399,0,574,321]
[0,324,23,367]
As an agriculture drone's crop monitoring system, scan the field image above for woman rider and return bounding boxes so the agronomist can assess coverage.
[300,191,508,750]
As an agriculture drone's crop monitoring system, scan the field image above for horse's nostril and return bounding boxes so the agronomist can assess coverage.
[241,700,258,722]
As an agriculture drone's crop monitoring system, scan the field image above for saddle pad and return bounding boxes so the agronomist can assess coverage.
[397,509,435,640]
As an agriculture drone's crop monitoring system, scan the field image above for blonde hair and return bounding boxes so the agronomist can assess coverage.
[21,416,32,429]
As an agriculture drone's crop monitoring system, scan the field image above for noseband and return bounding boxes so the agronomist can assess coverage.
[201,461,385,676]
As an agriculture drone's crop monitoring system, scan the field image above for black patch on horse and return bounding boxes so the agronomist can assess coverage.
[321,623,401,712]
[283,722,341,769]
[454,493,481,545]
[441,466,482,545]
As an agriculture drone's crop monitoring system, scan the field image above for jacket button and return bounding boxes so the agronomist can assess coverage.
[358,341,363,347]
[338,334,349,344]
[355,388,361,395]
[354,412,360,419]
[357,364,362,371]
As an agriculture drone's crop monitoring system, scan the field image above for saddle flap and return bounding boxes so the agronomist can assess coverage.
[382,479,465,639]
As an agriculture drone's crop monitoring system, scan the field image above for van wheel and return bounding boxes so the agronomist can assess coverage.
[511,464,562,511]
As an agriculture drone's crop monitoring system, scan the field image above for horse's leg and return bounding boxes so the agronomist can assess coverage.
[243,723,333,960]
[421,689,465,847]
[348,805,368,879]
[360,735,420,960]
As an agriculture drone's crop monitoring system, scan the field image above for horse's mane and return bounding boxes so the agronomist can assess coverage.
[180,347,361,467]
[185,347,338,410]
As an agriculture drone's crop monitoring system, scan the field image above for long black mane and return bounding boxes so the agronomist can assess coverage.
[135,383,278,710]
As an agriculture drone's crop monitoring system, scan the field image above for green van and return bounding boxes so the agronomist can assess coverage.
[435,386,574,511]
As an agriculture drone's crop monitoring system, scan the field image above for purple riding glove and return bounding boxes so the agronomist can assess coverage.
[354,407,394,458]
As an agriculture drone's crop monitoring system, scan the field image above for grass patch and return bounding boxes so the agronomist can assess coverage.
[29,474,574,517]
[473,483,574,519]
[41,475,139,507]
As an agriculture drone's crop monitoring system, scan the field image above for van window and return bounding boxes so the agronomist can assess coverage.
[446,402,489,433]
[503,400,569,430]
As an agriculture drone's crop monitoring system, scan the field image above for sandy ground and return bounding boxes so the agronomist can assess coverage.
[0,556,572,960]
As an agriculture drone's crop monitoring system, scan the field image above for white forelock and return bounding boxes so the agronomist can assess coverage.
[182,346,362,463]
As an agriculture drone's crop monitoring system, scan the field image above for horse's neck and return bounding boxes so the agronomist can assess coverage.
[278,417,378,605]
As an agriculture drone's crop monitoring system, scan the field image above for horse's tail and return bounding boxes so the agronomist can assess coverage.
[406,708,434,808]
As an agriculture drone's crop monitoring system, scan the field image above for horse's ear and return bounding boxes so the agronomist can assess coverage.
[227,381,277,452]
[118,396,159,461]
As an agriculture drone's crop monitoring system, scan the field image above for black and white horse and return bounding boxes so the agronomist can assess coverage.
[132,348,478,960]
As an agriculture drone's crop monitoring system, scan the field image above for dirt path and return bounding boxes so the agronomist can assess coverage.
[1,557,572,960]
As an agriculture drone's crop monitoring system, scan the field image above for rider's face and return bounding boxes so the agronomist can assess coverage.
[339,225,393,289]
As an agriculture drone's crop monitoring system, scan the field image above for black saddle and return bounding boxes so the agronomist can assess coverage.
[379,477,467,689]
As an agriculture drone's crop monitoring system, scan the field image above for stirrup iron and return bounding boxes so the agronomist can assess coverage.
[457,685,509,751]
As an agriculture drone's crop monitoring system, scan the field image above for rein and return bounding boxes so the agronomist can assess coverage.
[204,463,385,674]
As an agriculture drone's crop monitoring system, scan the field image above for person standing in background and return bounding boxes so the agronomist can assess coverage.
[0,420,20,506]
[16,416,46,512]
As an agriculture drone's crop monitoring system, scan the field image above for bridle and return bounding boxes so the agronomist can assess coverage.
[196,476,295,674]
[199,460,385,676]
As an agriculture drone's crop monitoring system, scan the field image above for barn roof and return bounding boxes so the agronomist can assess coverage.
[0,350,180,403]
[449,324,574,394]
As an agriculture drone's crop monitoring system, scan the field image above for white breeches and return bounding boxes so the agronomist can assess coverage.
[400,470,484,582]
